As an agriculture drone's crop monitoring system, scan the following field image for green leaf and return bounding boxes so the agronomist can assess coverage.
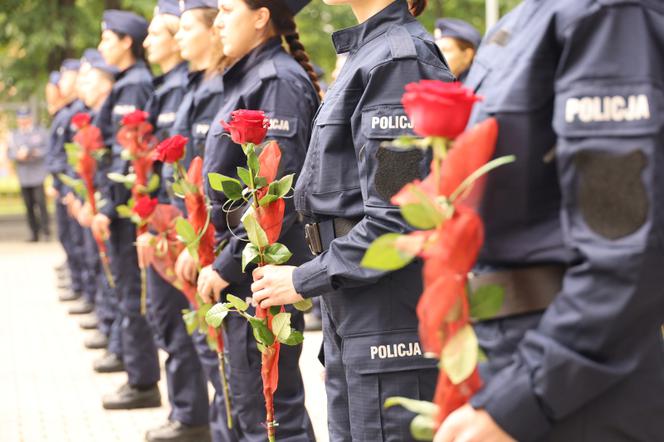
[256,342,267,354]
[249,317,275,346]
[116,204,133,218]
[182,309,199,336]
[263,243,292,265]
[478,347,488,363]
[361,233,416,271]
[247,150,260,178]
[205,303,230,328]
[272,312,292,343]
[225,294,248,312]
[258,174,295,206]
[120,149,133,161]
[175,218,197,244]
[410,415,437,441]
[293,299,313,312]
[254,177,268,188]
[197,303,213,333]
[401,201,444,230]
[146,173,160,193]
[242,209,269,249]
[384,397,439,417]
[208,173,243,201]
[242,243,261,272]
[469,284,504,320]
[441,324,478,385]
[237,167,251,186]
[171,181,184,197]
[269,306,281,317]
[282,330,304,346]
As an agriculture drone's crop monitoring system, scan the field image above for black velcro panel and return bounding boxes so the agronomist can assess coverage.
[575,149,648,240]
[374,147,424,201]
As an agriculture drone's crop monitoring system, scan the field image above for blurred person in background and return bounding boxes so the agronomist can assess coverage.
[7,108,50,242]
[433,18,480,82]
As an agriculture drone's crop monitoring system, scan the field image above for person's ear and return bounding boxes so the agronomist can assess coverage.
[120,35,134,52]
[461,48,476,69]
[253,6,271,31]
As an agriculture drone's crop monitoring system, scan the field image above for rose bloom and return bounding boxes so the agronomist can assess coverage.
[122,110,150,127]
[155,134,188,163]
[133,195,158,219]
[72,112,92,129]
[222,109,270,145]
[402,81,481,139]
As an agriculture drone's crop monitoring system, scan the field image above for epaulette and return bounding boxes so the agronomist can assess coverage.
[258,59,278,81]
[386,25,417,60]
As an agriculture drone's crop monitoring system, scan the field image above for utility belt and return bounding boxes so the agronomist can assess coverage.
[469,264,566,320]
[304,218,564,318]
[304,217,361,256]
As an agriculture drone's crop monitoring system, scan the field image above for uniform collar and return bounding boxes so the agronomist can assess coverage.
[331,0,414,54]
[224,37,283,84]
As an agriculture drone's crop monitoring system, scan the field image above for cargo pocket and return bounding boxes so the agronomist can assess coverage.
[341,330,438,442]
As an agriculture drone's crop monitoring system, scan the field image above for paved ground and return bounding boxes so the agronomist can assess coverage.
[0,239,328,442]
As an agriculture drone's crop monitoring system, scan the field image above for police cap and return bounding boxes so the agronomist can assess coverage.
[156,0,181,17]
[102,10,149,43]
[284,0,310,15]
[179,0,217,13]
[434,18,481,50]
[61,58,81,72]
[82,48,119,76]
[48,71,61,85]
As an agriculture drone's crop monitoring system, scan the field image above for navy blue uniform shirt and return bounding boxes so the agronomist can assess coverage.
[292,0,453,297]
[93,61,153,218]
[146,61,188,141]
[202,37,319,284]
[463,0,664,440]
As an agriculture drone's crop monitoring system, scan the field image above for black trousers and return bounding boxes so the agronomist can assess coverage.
[20,184,50,239]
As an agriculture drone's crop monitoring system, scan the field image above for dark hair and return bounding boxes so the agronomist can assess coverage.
[244,0,321,95]
[115,31,150,67]
[409,0,427,16]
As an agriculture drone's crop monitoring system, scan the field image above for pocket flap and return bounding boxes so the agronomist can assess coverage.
[342,329,438,375]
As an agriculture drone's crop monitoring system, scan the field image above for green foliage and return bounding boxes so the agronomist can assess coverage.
[361,233,416,271]
[1,0,522,106]
[469,284,504,320]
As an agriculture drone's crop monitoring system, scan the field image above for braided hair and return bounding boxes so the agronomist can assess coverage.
[409,0,427,17]
[244,0,321,95]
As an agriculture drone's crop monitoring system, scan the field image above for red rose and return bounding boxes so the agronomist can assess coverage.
[402,81,481,139]
[72,112,92,130]
[222,109,270,145]
[122,110,150,127]
[133,196,158,219]
[155,134,188,163]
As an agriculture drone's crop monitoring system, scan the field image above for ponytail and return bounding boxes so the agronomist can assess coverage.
[244,0,321,96]
[409,0,427,16]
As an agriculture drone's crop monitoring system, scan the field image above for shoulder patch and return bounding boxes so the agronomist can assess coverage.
[554,83,662,137]
[362,106,415,139]
[193,122,211,137]
[112,104,137,116]
[157,112,177,126]
[266,114,298,138]
[386,26,417,60]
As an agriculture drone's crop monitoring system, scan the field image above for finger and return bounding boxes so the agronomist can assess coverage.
[250,277,266,294]
[252,288,270,305]
[252,267,264,281]
[259,296,275,309]
[185,263,196,283]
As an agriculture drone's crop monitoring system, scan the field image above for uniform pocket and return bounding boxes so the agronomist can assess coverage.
[341,330,438,442]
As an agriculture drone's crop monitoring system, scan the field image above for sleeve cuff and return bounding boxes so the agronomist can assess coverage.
[471,362,551,442]
[99,201,117,220]
[213,247,248,285]
[293,257,334,298]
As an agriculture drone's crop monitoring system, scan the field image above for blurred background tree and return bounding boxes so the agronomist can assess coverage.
[0,0,522,103]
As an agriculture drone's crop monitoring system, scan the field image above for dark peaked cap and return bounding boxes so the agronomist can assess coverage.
[434,18,481,49]
[156,0,182,16]
[179,0,217,12]
[102,10,149,43]
[82,48,119,76]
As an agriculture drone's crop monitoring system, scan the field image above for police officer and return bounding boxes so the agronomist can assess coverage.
[136,2,213,440]
[47,58,85,302]
[250,0,454,440]
[74,49,120,347]
[167,2,235,439]
[194,0,319,440]
[7,108,50,242]
[433,18,481,82]
[433,1,664,441]
[90,9,162,409]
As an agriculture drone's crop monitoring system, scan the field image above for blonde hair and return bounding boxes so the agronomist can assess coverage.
[190,8,230,77]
